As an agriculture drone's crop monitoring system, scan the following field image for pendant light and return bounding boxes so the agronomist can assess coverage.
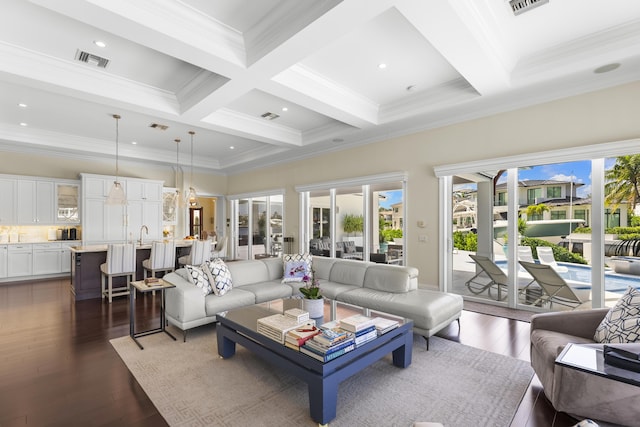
[174,137,185,208]
[186,130,200,207]
[105,114,127,205]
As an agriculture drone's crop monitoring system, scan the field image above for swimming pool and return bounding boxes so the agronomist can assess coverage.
[495,260,638,293]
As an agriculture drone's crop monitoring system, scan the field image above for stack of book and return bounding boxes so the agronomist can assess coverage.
[371,317,399,335]
[284,323,321,351]
[339,315,379,347]
[300,326,355,362]
[257,314,315,344]
[284,308,309,323]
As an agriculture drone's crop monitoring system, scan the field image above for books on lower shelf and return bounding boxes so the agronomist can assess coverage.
[300,343,356,362]
[257,314,315,344]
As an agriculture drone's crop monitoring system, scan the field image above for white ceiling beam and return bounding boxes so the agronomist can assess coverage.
[396,0,511,96]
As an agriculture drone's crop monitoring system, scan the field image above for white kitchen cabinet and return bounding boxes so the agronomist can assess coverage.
[16,180,55,224]
[0,245,7,278]
[60,242,74,273]
[81,174,163,244]
[127,200,162,242]
[8,244,33,277]
[33,243,61,275]
[0,179,16,225]
[126,179,162,202]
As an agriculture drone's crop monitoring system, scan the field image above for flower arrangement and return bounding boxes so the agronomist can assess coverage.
[300,269,322,299]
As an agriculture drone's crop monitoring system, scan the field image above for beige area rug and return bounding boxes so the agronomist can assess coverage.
[111,326,533,427]
[463,300,536,322]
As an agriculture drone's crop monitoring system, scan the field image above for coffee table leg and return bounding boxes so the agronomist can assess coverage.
[308,375,338,425]
[216,327,237,358]
[392,331,413,368]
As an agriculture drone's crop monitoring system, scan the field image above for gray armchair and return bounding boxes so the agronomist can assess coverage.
[530,309,640,426]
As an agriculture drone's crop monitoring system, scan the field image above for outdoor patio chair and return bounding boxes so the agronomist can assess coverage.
[465,254,508,301]
[517,246,535,263]
[536,246,569,273]
[518,261,587,309]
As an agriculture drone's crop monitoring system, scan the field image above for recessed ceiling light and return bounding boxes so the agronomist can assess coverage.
[131,141,137,145]
[378,63,387,69]
[229,146,235,150]
[282,107,288,112]
[19,122,27,127]
[18,103,27,108]
[594,63,620,74]
[94,40,106,48]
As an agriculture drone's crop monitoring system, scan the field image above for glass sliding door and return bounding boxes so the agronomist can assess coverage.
[299,173,407,263]
[231,193,284,261]
[237,199,250,260]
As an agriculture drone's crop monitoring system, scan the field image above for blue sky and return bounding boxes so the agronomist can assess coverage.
[486,158,623,198]
[379,190,402,208]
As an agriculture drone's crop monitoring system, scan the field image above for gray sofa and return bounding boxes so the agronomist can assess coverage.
[163,256,463,347]
[530,309,640,426]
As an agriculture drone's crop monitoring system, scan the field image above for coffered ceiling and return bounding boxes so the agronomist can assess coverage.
[1,0,640,174]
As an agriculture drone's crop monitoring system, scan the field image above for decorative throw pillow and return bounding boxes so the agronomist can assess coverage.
[344,241,356,253]
[594,286,640,343]
[185,264,213,296]
[205,258,233,296]
[282,253,312,283]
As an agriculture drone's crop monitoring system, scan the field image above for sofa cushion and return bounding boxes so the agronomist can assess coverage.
[205,259,233,296]
[261,257,285,281]
[204,288,256,317]
[184,264,212,295]
[226,260,270,287]
[240,280,293,303]
[282,253,312,283]
[594,286,640,343]
[328,259,369,287]
[336,288,462,332]
[363,264,418,293]
[310,256,336,281]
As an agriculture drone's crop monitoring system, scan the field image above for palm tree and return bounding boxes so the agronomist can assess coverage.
[526,203,550,220]
[605,154,640,212]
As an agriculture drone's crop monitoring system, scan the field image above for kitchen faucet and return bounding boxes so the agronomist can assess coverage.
[139,225,148,245]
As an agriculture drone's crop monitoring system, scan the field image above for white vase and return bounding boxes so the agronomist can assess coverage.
[302,298,324,319]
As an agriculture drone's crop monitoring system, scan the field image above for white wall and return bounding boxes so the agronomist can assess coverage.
[4,82,640,284]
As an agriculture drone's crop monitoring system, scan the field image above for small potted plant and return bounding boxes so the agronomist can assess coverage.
[300,269,323,318]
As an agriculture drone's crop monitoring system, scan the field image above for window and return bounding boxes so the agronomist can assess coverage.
[550,210,566,220]
[229,192,285,260]
[605,208,620,228]
[527,188,542,205]
[574,209,588,226]
[497,192,507,206]
[547,186,561,198]
[298,173,407,264]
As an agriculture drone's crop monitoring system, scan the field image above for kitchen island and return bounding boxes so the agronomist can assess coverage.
[70,241,195,300]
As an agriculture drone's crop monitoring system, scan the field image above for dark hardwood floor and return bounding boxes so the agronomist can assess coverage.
[0,278,579,427]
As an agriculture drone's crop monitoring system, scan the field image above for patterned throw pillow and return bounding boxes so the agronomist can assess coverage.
[205,258,233,296]
[282,253,312,283]
[594,286,640,343]
[185,264,213,296]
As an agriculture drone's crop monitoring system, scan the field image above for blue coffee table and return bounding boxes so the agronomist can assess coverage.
[216,299,413,425]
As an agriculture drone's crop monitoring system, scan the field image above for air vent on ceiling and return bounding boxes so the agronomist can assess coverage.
[509,0,549,16]
[149,123,169,130]
[261,112,280,121]
[75,49,110,68]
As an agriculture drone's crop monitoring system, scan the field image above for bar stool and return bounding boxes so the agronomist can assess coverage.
[142,241,176,278]
[178,240,211,266]
[211,236,228,260]
[100,243,136,303]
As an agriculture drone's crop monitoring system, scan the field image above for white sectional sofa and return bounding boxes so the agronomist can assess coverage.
[163,256,463,348]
